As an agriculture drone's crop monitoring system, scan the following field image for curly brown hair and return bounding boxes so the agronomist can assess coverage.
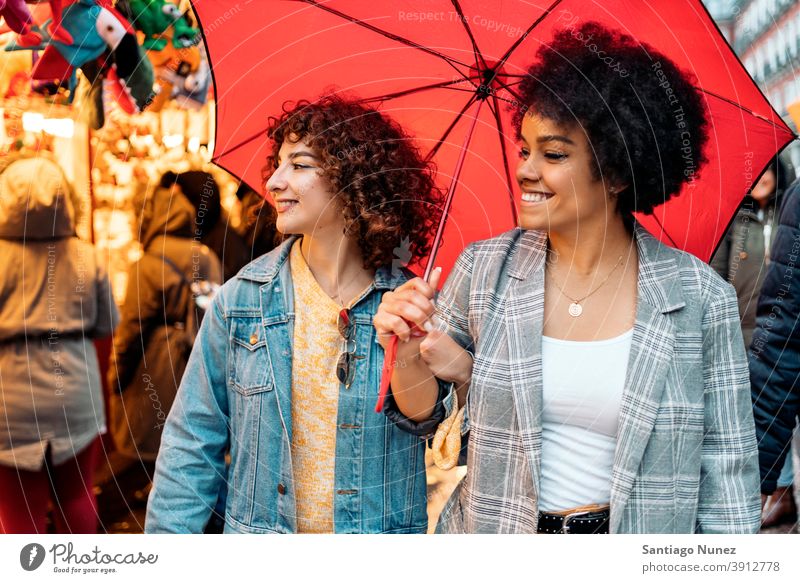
[261,95,443,271]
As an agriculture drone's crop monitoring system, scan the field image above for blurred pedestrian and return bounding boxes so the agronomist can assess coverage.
[711,157,790,347]
[0,157,118,533]
[160,170,250,281]
[107,184,222,486]
[750,177,800,529]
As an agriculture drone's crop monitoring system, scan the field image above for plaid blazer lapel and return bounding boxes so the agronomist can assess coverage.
[505,229,549,503]
[608,225,685,532]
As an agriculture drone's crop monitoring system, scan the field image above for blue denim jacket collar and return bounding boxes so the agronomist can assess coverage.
[237,235,410,291]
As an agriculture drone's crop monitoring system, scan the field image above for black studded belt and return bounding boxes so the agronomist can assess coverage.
[537,505,610,534]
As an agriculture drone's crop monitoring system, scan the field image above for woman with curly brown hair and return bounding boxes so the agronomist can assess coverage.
[145,95,446,533]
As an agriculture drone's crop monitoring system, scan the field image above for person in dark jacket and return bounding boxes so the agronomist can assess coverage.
[750,176,800,528]
[107,185,222,469]
[160,170,251,281]
[711,157,790,347]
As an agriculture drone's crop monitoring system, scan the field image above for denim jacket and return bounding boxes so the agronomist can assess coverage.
[145,237,438,533]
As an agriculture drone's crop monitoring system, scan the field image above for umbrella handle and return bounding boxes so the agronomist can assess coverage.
[375,335,398,413]
[375,327,426,413]
[376,100,484,413]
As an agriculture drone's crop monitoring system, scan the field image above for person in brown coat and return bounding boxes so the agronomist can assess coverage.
[106,184,221,481]
[0,156,118,533]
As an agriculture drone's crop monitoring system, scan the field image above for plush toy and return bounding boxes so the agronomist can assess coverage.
[146,30,201,112]
[3,22,48,51]
[23,0,73,44]
[128,0,199,51]
[48,0,106,68]
[1,0,41,46]
[171,42,210,110]
[95,5,154,113]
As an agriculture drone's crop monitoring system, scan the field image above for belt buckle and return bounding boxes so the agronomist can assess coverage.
[561,510,591,534]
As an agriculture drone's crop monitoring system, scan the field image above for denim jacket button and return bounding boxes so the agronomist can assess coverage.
[277,483,286,495]
[249,333,258,345]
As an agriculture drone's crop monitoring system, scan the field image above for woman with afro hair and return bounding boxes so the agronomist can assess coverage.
[375,22,761,533]
[146,95,448,533]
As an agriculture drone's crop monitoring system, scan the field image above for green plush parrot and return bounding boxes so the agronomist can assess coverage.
[128,0,199,51]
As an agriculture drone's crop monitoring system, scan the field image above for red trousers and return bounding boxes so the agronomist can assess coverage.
[0,438,99,534]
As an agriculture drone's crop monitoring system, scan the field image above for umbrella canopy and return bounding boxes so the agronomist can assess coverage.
[194,0,793,271]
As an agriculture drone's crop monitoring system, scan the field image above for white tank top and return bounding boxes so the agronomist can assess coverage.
[538,329,633,511]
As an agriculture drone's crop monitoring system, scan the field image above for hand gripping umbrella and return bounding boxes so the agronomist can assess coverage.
[191,0,795,410]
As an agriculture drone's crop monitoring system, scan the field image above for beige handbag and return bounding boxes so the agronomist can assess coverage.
[431,403,466,470]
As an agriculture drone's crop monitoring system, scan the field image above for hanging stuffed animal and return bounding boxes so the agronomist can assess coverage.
[94,5,154,113]
[128,0,199,51]
[46,0,106,68]
[1,0,41,46]
[144,20,202,112]
[47,0,72,43]
[171,42,210,110]
[27,0,104,90]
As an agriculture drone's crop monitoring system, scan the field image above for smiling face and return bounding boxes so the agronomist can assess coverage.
[265,136,345,237]
[515,113,618,235]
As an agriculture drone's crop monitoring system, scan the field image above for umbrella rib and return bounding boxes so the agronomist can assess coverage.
[213,129,267,160]
[425,99,486,280]
[214,81,480,161]
[297,0,472,79]
[648,212,678,249]
[495,0,566,70]
[355,78,477,104]
[488,95,519,227]
[700,88,798,137]
[449,0,484,68]
[424,94,479,163]
[493,78,526,105]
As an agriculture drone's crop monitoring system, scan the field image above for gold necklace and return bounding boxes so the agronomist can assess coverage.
[548,254,625,317]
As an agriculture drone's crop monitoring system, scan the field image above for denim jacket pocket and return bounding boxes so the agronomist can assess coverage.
[230,318,274,393]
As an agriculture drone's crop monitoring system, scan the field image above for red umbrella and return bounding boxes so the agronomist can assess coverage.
[191,0,794,407]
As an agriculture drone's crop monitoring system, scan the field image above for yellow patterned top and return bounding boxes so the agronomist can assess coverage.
[289,240,343,533]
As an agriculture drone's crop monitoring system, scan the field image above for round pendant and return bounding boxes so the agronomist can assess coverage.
[568,302,583,317]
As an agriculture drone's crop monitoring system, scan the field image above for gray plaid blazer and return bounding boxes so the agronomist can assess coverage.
[434,224,761,534]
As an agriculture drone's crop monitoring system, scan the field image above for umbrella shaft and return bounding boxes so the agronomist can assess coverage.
[424,99,485,282]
